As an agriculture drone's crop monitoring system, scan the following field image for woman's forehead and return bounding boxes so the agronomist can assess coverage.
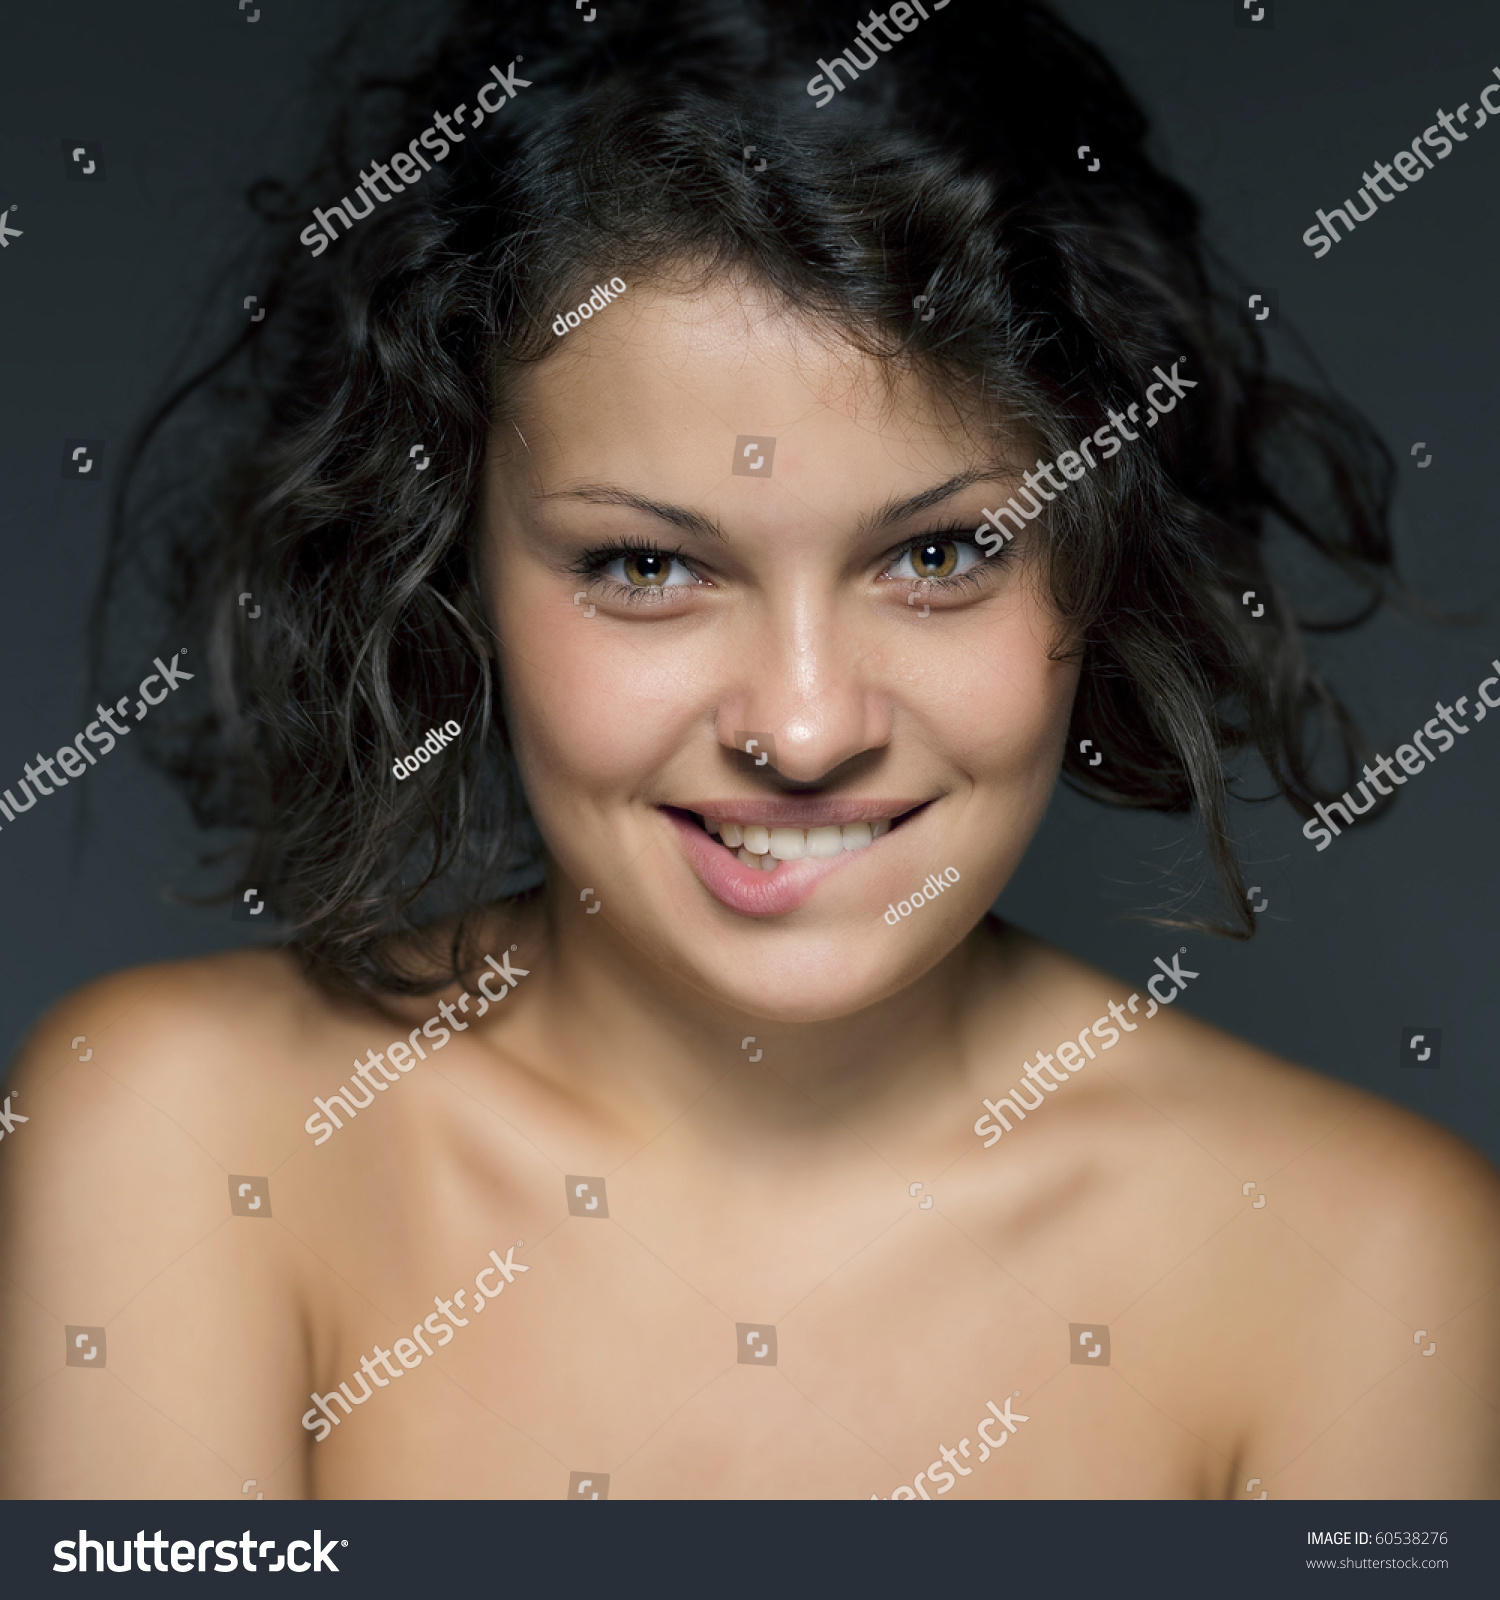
[502,275,1003,464]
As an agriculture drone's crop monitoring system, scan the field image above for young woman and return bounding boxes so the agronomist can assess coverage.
[3,0,1497,1500]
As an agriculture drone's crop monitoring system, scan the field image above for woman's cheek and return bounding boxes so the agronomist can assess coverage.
[498,600,697,796]
[947,602,1079,777]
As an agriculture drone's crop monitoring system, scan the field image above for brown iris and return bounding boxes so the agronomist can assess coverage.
[622,550,672,587]
[910,540,958,580]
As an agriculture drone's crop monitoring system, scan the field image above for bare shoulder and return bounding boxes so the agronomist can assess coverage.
[1114,959,1500,1273]
[0,950,361,1497]
[0,951,336,1216]
[9,946,355,1096]
[1002,929,1500,1495]
[1154,1003,1500,1497]
[1003,926,1500,1234]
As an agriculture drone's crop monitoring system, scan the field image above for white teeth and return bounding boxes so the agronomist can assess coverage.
[710,816,898,864]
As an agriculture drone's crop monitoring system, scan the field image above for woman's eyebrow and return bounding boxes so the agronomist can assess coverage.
[857,467,1020,534]
[539,485,727,541]
[539,466,1016,542]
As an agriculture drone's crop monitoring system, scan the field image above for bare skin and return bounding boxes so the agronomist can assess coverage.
[2,275,1497,1499]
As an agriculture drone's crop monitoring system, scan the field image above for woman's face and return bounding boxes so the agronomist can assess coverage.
[483,272,1080,1023]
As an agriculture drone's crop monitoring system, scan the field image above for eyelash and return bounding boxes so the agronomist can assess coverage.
[569,525,1013,603]
[887,524,1012,595]
[568,536,700,604]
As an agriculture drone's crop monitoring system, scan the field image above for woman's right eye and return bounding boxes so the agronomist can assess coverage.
[603,549,697,589]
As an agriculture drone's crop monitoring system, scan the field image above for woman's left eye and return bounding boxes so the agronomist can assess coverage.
[604,549,698,588]
[886,537,984,584]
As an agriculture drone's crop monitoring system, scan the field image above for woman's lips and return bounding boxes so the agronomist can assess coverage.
[662,804,922,917]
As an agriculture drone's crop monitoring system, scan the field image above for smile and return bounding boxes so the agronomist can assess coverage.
[661,803,928,917]
[710,816,892,869]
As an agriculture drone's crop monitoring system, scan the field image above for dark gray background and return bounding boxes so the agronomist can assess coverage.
[1,1,1496,1158]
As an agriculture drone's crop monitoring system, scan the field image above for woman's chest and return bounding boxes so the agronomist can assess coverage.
[303,1143,1235,1498]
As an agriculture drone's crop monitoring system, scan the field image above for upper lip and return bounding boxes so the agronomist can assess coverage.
[666,799,932,828]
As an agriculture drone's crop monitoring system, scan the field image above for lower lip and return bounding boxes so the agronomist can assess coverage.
[663,810,884,917]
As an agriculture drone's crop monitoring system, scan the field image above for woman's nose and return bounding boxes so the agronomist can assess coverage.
[716,600,895,781]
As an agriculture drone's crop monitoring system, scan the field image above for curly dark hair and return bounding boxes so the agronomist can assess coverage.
[102,0,1401,997]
